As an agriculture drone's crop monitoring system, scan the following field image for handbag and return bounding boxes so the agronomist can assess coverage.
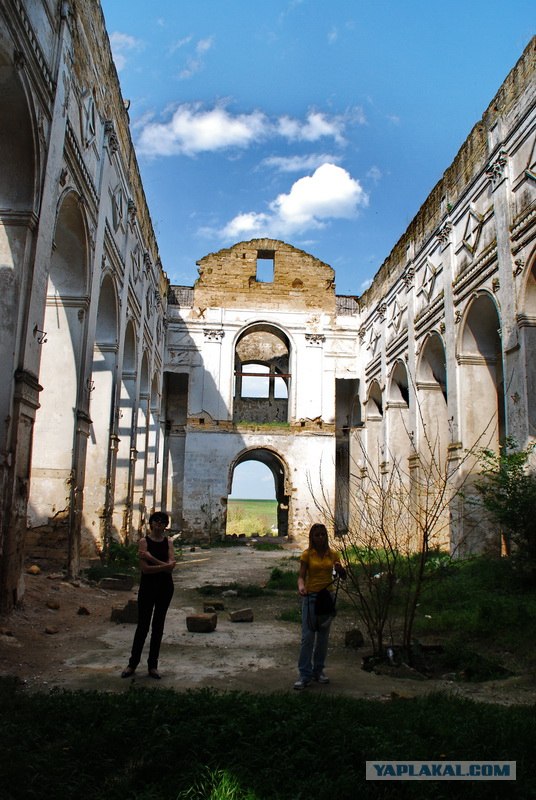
[314,587,336,618]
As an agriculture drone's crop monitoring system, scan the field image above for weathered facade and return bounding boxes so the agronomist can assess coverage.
[163,240,360,542]
[0,1,168,611]
[0,0,535,611]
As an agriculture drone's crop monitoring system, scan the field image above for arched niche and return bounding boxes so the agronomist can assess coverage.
[386,360,411,470]
[0,47,37,449]
[417,332,449,465]
[364,380,383,475]
[227,448,290,537]
[233,323,291,423]
[520,253,536,436]
[458,293,504,452]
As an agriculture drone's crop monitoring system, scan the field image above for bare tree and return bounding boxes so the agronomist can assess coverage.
[309,403,494,664]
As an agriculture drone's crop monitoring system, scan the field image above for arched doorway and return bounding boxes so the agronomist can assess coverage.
[227,448,290,538]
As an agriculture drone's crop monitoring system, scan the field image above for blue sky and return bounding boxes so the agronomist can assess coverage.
[100,1,533,497]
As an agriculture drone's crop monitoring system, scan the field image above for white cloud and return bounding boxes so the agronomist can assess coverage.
[328,26,338,44]
[178,36,215,79]
[277,111,347,145]
[367,165,383,183]
[220,163,368,240]
[261,153,341,172]
[137,103,267,156]
[109,32,142,72]
[136,104,357,158]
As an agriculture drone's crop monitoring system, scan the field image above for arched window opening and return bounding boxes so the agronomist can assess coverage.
[233,325,290,424]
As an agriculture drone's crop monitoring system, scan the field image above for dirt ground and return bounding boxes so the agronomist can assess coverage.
[1,543,535,705]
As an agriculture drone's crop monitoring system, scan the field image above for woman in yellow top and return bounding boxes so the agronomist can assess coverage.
[294,522,346,690]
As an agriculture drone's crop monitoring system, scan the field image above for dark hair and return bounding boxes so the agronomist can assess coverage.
[308,523,329,553]
[149,511,170,527]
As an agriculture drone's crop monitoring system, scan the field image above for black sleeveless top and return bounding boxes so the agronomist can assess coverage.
[140,536,173,586]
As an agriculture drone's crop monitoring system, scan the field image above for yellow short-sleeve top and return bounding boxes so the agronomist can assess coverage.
[300,547,341,593]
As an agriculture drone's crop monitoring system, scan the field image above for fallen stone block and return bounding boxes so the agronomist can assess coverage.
[229,608,254,623]
[186,613,217,633]
[98,575,134,591]
[204,600,225,612]
[110,599,138,624]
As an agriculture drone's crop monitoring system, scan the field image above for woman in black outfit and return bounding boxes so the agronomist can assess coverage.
[121,511,176,680]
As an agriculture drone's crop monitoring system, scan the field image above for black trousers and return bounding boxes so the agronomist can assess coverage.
[128,576,174,670]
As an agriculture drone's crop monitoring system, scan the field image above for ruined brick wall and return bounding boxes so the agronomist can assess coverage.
[193,239,336,313]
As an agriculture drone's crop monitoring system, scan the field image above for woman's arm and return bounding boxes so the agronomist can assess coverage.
[297,560,308,596]
[139,539,176,574]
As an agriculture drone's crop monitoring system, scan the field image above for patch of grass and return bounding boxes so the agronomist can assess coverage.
[0,686,533,799]
[252,541,283,551]
[266,566,297,591]
[277,607,301,623]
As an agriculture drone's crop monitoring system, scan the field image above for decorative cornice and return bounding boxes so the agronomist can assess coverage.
[203,328,224,342]
[305,333,326,345]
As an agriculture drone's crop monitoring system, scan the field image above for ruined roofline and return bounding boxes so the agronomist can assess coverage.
[195,238,334,272]
[360,34,536,308]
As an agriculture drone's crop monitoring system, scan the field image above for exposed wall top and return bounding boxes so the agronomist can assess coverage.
[193,239,336,313]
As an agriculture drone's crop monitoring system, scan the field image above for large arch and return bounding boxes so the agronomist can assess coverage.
[28,191,88,562]
[0,48,37,440]
[233,323,291,424]
[458,292,504,453]
[457,292,505,553]
[227,447,290,537]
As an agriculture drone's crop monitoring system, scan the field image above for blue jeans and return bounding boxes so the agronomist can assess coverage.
[297,592,333,681]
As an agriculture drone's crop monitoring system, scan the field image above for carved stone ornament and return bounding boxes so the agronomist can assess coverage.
[492,277,500,293]
[436,221,452,245]
[203,328,224,341]
[513,257,525,277]
[144,252,152,277]
[104,120,119,154]
[402,267,414,289]
[454,310,463,324]
[128,199,137,225]
[13,49,25,70]
[305,333,326,345]
[358,325,366,343]
[377,302,387,321]
[486,150,508,189]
